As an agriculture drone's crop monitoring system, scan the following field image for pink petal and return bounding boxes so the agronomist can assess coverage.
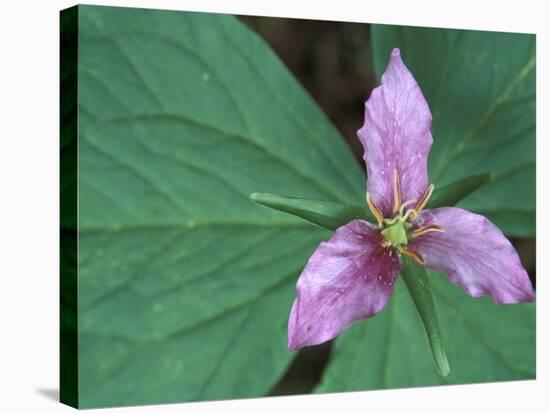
[358,48,433,216]
[409,207,535,304]
[288,220,401,350]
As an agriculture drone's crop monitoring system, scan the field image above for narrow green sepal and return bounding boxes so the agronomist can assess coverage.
[427,174,490,209]
[250,193,372,231]
[251,174,489,231]
[400,256,450,377]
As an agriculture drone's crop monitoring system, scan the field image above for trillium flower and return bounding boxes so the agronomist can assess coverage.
[288,48,535,351]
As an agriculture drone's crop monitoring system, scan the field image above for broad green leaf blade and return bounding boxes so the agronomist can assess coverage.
[250,192,372,230]
[76,5,363,408]
[372,26,535,236]
[426,174,490,209]
[400,257,449,377]
[316,272,535,393]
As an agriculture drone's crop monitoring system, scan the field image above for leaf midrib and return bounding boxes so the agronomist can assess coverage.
[78,220,314,234]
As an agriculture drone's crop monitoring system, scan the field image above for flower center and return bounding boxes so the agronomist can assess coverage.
[366,169,446,265]
[381,220,408,247]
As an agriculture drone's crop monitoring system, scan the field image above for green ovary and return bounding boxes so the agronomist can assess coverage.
[381,221,408,247]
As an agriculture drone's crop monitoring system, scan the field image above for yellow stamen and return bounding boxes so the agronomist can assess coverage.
[366,192,384,228]
[414,184,434,213]
[393,169,401,214]
[399,199,417,217]
[411,224,446,238]
[401,208,418,222]
[384,216,400,226]
[398,246,426,265]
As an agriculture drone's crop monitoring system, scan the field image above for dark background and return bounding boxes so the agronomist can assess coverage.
[239,15,536,395]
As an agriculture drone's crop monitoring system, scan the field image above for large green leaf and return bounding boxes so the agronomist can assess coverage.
[316,271,535,392]
[372,26,535,236]
[74,5,364,408]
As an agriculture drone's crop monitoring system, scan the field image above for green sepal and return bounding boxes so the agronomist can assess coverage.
[400,256,450,377]
[251,174,490,231]
[250,192,373,231]
[427,174,490,209]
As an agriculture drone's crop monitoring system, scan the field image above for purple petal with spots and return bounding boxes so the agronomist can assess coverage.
[288,220,401,350]
[358,48,433,215]
[409,207,535,304]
